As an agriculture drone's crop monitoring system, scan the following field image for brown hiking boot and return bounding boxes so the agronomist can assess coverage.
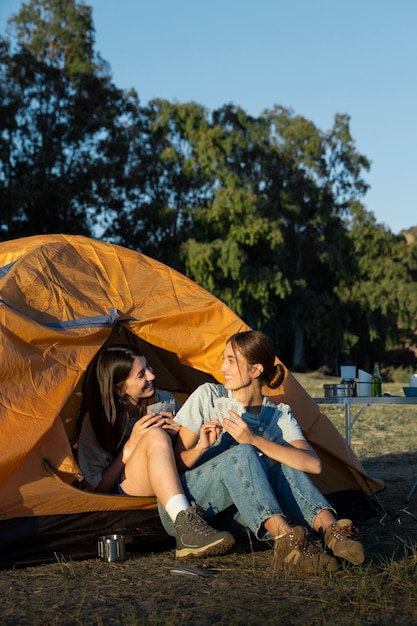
[272,526,338,573]
[323,519,365,565]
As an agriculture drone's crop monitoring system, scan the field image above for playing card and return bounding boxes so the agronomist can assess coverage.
[146,398,176,415]
[213,397,244,424]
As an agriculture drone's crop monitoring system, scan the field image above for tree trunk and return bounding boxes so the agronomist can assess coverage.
[292,320,306,370]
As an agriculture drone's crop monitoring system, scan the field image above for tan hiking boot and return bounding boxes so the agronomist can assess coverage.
[324,519,365,565]
[272,526,338,573]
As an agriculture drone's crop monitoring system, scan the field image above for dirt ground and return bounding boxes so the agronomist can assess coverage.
[0,451,416,626]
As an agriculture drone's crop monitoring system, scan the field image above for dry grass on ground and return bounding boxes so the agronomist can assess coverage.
[0,374,416,625]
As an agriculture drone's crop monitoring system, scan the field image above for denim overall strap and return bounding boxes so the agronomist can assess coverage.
[217,384,227,397]
[253,405,276,437]
[217,386,276,440]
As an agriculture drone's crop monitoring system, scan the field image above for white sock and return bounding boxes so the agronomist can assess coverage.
[165,494,190,522]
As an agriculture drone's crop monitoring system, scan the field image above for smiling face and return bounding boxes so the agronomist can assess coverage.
[221,341,259,394]
[121,356,156,404]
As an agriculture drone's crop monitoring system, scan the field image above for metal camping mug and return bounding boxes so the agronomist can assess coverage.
[97,534,126,562]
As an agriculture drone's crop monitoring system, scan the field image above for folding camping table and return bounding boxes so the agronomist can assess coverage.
[312,395,417,447]
[313,395,417,507]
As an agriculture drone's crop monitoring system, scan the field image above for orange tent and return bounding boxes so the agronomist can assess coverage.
[0,234,383,567]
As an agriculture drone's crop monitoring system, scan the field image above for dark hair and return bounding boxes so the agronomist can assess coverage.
[227,330,285,389]
[80,344,157,456]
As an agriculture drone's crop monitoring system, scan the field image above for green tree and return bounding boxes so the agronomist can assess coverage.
[0,0,134,239]
[104,98,214,269]
[336,203,417,369]
[261,109,371,369]
[179,105,371,369]
[181,105,291,335]
[2,2,415,372]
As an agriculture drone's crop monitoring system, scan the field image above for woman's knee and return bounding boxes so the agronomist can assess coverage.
[228,443,261,465]
[135,427,173,456]
[143,426,171,444]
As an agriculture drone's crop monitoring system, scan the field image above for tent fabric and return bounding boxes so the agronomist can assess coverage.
[0,234,383,567]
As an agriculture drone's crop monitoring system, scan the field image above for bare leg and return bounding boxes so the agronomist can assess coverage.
[121,428,183,507]
[264,508,338,538]
[312,509,337,534]
[263,515,292,538]
[121,427,236,559]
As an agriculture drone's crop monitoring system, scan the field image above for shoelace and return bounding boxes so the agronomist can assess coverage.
[186,505,215,537]
[330,523,359,542]
[290,530,321,557]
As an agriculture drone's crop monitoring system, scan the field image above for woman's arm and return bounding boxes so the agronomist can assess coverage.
[254,436,321,473]
[94,452,125,493]
[174,422,222,472]
[223,413,322,474]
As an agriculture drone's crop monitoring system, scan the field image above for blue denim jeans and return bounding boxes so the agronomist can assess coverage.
[158,443,335,541]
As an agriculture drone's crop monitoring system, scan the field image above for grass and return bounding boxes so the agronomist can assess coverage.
[0,373,416,625]
[294,372,417,459]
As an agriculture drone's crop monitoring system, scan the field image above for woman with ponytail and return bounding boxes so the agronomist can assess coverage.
[158,330,365,573]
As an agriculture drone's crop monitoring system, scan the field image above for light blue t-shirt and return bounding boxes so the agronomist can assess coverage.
[174,382,305,448]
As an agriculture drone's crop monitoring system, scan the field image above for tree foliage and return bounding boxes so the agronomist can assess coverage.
[0,0,135,238]
[336,204,417,367]
[1,0,416,373]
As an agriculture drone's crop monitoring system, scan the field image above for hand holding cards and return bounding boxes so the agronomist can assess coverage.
[146,398,176,415]
[213,397,245,425]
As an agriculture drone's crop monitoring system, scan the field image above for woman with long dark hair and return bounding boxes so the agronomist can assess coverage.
[77,344,234,558]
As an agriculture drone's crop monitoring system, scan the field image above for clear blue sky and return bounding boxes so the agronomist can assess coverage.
[1,0,416,234]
